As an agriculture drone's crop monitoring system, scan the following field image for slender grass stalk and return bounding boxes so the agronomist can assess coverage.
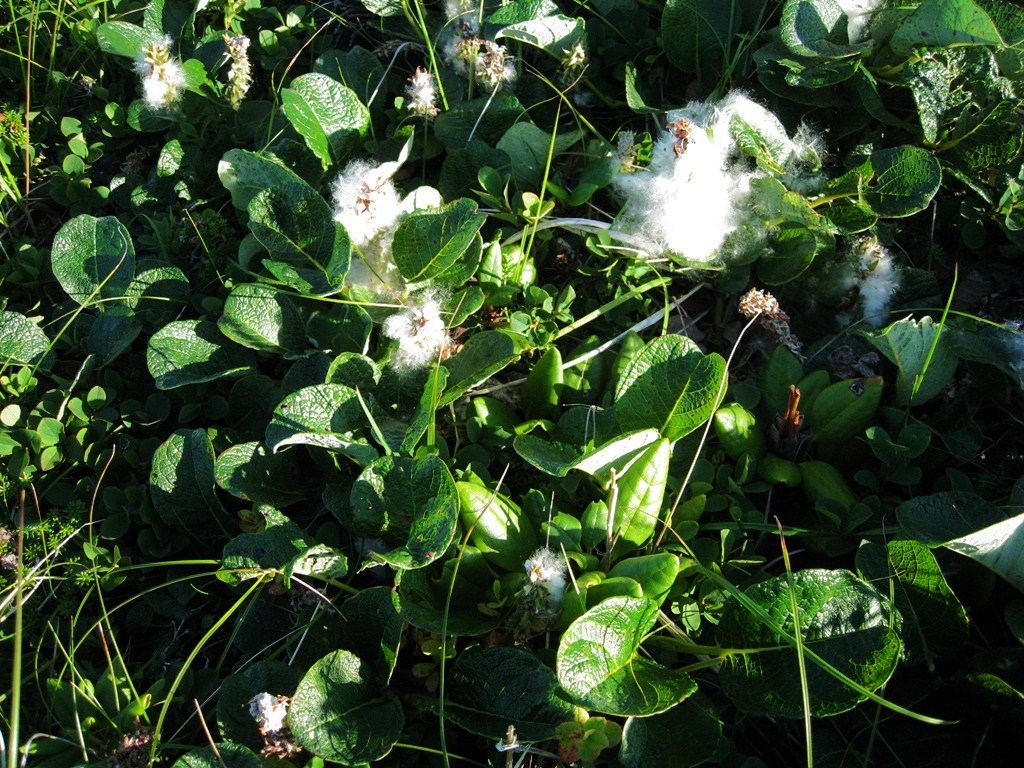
[654,310,761,548]
[551,276,670,343]
[776,517,814,768]
[5,489,26,768]
[520,100,562,264]
[438,465,510,768]
[672,537,952,726]
[148,576,269,763]
[909,264,957,406]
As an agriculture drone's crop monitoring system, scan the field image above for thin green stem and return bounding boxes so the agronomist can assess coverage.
[551,276,670,343]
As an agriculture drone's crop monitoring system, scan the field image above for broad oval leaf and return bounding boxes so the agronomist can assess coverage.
[495,12,586,59]
[391,199,485,284]
[446,646,579,742]
[391,548,501,636]
[810,375,883,442]
[248,186,351,297]
[856,539,968,665]
[864,316,956,405]
[780,0,864,57]
[217,149,312,211]
[52,215,136,304]
[349,454,459,570]
[126,259,190,326]
[863,146,942,218]
[150,429,230,539]
[557,596,697,716]
[898,491,1024,593]
[337,586,404,682]
[265,383,377,465]
[170,743,260,768]
[0,311,53,370]
[96,21,154,59]
[214,442,308,507]
[890,0,1003,57]
[607,552,681,607]
[439,330,526,406]
[219,283,308,355]
[288,650,403,765]
[611,438,670,556]
[281,73,369,168]
[614,335,726,441]
[716,569,901,718]
[457,480,539,572]
[620,695,725,768]
[147,320,256,390]
[662,0,741,88]
[87,306,141,368]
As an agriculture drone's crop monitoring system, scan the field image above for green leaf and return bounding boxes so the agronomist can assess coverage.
[487,0,559,25]
[607,553,681,607]
[810,376,883,442]
[612,438,670,555]
[619,696,725,768]
[248,186,351,297]
[779,0,863,57]
[0,312,53,370]
[150,429,230,538]
[904,56,953,144]
[281,73,370,169]
[940,100,1024,171]
[147,320,256,390]
[214,442,307,507]
[890,0,1003,58]
[898,492,1024,593]
[217,149,311,211]
[457,480,539,572]
[391,199,485,285]
[337,586,403,682]
[439,330,525,406]
[521,346,563,421]
[614,335,726,441]
[96,21,153,59]
[662,0,742,88]
[392,548,501,636]
[862,146,942,218]
[265,383,377,465]
[856,539,969,665]
[445,646,579,742]
[288,650,404,764]
[51,215,136,304]
[220,512,311,576]
[399,365,449,455]
[762,345,805,419]
[716,569,901,718]
[758,222,832,285]
[433,93,527,149]
[359,0,404,16]
[495,123,583,190]
[307,304,373,355]
[495,11,586,59]
[509,434,576,476]
[88,306,141,368]
[218,283,308,355]
[126,259,191,326]
[349,455,459,570]
[557,596,697,716]
[863,316,957,405]
[513,428,661,482]
[170,743,260,768]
